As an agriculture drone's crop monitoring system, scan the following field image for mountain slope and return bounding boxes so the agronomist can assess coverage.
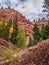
[1,39,49,65]
[10,39,49,65]
[0,8,48,36]
[0,8,33,36]
[0,38,17,58]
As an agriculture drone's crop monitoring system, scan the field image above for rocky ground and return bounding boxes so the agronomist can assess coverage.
[14,39,49,65]
[0,39,49,65]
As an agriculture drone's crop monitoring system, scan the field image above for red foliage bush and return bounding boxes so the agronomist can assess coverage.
[15,39,49,65]
[0,38,9,47]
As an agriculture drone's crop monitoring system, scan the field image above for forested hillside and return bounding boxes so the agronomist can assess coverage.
[0,8,49,65]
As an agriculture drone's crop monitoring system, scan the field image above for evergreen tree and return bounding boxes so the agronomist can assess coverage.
[0,19,12,41]
[33,23,41,44]
[42,17,45,21]
[8,6,10,9]
[10,16,18,44]
[17,28,26,49]
[38,18,41,21]
[7,19,12,30]
[1,7,3,9]
[41,21,49,40]
[41,24,45,40]
[43,0,49,19]
[0,21,5,38]
[4,19,12,41]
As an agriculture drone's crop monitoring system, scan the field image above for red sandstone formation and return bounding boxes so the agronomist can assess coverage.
[36,20,48,30]
[0,38,17,50]
[0,8,33,36]
[0,8,48,36]
[0,38,9,47]
[2,39,49,65]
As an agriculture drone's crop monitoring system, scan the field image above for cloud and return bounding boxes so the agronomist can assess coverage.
[19,0,27,2]
[0,0,47,21]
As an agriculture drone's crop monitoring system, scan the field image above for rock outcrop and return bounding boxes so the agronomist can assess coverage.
[0,38,17,57]
[0,8,33,36]
[0,38,49,65]
[0,8,48,36]
[10,39,49,65]
[0,38,9,48]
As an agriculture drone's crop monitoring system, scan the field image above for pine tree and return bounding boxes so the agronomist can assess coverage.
[41,24,45,40]
[41,21,49,40]
[17,28,26,49]
[0,21,5,38]
[4,19,12,41]
[10,16,18,44]
[33,23,41,44]
[7,19,12,30]
[43,0,49,19]
[0,19,12,41]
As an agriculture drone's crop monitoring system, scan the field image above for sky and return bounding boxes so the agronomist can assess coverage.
[0,0,47,21]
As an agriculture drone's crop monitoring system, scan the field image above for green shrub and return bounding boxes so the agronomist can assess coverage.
[1,49,14,61]
[17,28,26,49]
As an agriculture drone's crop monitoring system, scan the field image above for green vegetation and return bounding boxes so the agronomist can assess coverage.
[43,0,49,18]
[28,20,49,47]
[33,23,41,44]
[1,49,14,61]
[0,17,26,49]
[0,16,49,48]
[41,21,49,40]
[0,19,12,41]
[10,17,18,45]
[1,49,21,61]
[17,28,26,49]
[28,37,33,47]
